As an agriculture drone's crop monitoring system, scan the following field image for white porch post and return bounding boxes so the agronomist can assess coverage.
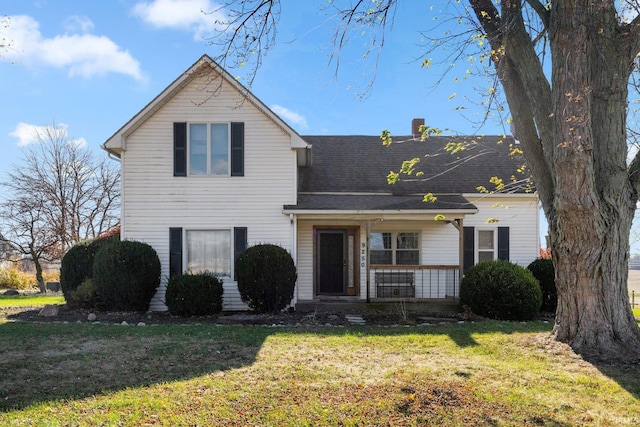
[365,219,371,303]
[446,218,464,294]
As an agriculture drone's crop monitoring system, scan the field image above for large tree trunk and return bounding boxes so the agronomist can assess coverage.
[547,1,640,359]
[471,0,640,359]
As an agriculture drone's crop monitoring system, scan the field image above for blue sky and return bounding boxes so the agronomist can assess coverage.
[1,1,547,246]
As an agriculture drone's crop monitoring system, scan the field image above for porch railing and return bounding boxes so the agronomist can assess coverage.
[370,265,460,300]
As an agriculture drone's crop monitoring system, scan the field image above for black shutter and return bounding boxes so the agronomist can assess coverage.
[234,227,248,280]
[463,227,475,273]
[169,228,183,277]
[174,122,187,177]
[230,122,244,176]
[498,227,510,261]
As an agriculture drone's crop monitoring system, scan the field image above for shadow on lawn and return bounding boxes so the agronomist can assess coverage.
[0,320,275,412]
[1,317,636,413]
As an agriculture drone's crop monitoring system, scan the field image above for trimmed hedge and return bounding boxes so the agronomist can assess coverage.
[236,244,297,313]
[60,240,93,299]
[92,239,161,311]
[60,235,119,307]
[66,278,98,309]
[165,272,224,316]
[460,260,542,321]
[527,258,557,312]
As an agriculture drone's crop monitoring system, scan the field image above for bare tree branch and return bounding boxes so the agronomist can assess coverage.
[0,124,120,289]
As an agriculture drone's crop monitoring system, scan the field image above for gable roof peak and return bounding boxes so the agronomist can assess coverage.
[103,55,307,156]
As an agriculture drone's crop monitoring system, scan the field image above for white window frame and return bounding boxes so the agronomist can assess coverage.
[370,231,420,265]
[187,122,231,176]
[185,229,232,278]
[476,229,496,263]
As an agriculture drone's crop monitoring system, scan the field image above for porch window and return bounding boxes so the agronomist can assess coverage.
[396,232,419,264]
[186,230,231,276]
[189,123,229,175]
[370,232,419,265]
[478,230,495,262]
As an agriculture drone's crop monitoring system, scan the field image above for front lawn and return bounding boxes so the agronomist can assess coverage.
[0,319,638,426]
[0,294,65,307]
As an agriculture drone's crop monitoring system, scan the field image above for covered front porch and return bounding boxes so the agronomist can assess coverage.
[287,208,475,306]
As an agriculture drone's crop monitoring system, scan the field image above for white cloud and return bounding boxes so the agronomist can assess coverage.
[5,15,144,81]
[63,15,95,33]
[132,0,224,40]
[9,122,87,148]
[271,105,309,130]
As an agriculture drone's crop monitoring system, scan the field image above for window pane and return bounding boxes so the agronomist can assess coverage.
[210,123,229,175]
[370,232,391,250]
[189,124,208,174]
[370,250,392,264]
[186,230,231,276]
[478,230,494,250]
[478,251,494,263]
[397,232,418,249]
[396,250,419,265]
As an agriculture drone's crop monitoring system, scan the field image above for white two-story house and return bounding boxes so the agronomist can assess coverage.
[103,55,539,311]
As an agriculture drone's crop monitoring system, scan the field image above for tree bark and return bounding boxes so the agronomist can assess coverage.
[31,252,46,294]
[547,0,640,359]
[471,0,640,359]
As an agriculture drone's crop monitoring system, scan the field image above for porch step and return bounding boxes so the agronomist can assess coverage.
[345,314,366,325]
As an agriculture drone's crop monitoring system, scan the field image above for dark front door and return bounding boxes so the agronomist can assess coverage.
[317,230,346,294]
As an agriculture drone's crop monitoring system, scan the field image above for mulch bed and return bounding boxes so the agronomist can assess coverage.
[1,304,468,327]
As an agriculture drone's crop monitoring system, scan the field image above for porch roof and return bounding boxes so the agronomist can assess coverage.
[283,193,477,214]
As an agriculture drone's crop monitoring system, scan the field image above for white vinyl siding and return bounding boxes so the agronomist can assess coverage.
[119,71,297,311]
[462,196,540,267]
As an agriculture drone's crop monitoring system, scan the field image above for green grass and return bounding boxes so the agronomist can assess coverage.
[0,294,65,307]
[0,319,638,426]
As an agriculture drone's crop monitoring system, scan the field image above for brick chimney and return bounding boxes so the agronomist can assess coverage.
[412,118,425,138]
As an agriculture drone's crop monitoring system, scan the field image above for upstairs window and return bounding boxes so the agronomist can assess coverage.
[189,123,229,175]
[370,232,419,265]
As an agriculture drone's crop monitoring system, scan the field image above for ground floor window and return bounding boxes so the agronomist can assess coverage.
[186,230,231,276]
[370,232,419,265]
[477,230,495,262]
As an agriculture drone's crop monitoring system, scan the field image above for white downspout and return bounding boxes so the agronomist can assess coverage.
[290,213,298,307]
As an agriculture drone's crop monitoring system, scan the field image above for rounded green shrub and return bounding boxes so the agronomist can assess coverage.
[460,260,542,321]
[236,244,297,313]
[60,241,93,300]
[165,272,224,316]
[92,239,161,311]
[67,278,98,309]
[60,234,119,307]
[527,258,557,312]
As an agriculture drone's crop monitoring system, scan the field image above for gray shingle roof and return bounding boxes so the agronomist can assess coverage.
[285,194,476,212]
[285,135,527,212]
